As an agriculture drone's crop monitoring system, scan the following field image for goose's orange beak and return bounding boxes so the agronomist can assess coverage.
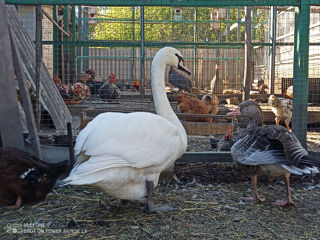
[227,107,241,116]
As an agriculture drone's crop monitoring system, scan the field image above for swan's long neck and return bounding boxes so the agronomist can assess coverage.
[151,58,187,141]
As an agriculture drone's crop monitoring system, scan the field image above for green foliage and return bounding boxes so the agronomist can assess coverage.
[91,7,266,43]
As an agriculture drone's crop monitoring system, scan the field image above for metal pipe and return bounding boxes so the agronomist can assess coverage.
[71,5,76,77]
[4,0,302,7]
[77,6,82,74]
[140,6,145,97]
[292,1,310,147]
[131,6,135,83]
[67,122,75,171]
[270,6,277,95]
[242,6,252,101]
[52,5,59,76]
[42,8,71,37]
[35,5,42,131]
[193,7,198,87]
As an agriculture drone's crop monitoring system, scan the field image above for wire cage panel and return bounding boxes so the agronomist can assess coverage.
[9,4,320,151]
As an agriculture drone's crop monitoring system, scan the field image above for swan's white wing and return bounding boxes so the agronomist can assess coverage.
[74,112,185,170]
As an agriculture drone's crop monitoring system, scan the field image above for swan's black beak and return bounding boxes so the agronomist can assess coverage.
[175,53,191,75]
[178,64,191,75]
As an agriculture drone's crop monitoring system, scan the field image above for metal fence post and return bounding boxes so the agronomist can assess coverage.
[292,0,310,148]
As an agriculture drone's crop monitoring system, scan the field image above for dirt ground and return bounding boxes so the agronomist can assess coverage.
[1,162,320,240]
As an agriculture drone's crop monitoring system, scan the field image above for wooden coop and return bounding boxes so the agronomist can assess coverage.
[2,0,320,161]
[1,1,320,239]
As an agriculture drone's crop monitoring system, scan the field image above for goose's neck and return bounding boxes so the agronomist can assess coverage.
[151,60,187,139]
[248,112,263,128]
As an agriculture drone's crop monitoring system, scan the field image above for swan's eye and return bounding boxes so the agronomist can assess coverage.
[175,53,184,64]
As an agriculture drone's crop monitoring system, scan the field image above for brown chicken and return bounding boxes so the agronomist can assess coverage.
[53,76,70,99]
[69,82,90,100]
[268,95,292,130]
[285,85,293,99]
[201,92,219,115]
[53,76,90,103]
[174,93,211,122]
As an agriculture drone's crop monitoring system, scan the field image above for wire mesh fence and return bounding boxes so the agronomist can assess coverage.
[11,4,320,152]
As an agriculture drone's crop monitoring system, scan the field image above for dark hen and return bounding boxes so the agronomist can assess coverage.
[227,100,320,206]
[0,148,68,209]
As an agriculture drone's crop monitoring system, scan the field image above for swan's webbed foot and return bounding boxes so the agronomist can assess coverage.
[147,201,178,214]
[99,199,129,214]
[146,180,178,214]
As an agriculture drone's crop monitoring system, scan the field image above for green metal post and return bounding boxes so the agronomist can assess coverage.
[236,7,241,87]
[131,6,135,83]
[269,6,276,95]
[63,5,69,83]
[53,5,58,76]
[83,6,89,72]
[71,5,76,81]
[243,6,252,101]
[226,8,230,85]
[252,7,256,40]
[292,0,310,148]
[4,0,303,7]
[140,6,145,96]
[35,5,42,130]
[77,6,82,74]
[193,7,198,87]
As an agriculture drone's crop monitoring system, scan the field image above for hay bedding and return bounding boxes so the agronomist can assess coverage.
[1,136,320,239]
[1,166,319,239]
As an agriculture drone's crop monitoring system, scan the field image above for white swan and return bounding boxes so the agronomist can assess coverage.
[64,47,190,213]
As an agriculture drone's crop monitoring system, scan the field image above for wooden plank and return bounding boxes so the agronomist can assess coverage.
[7,5,72,132]
[9,25,42,158]
[0,0,24,150]
[177,151,320,164]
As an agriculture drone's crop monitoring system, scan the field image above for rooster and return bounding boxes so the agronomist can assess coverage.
[98,72,121,100]
[268,95,292,130]
[131,80,140,92]
[217,125,234,151]
[174,93,211,122]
